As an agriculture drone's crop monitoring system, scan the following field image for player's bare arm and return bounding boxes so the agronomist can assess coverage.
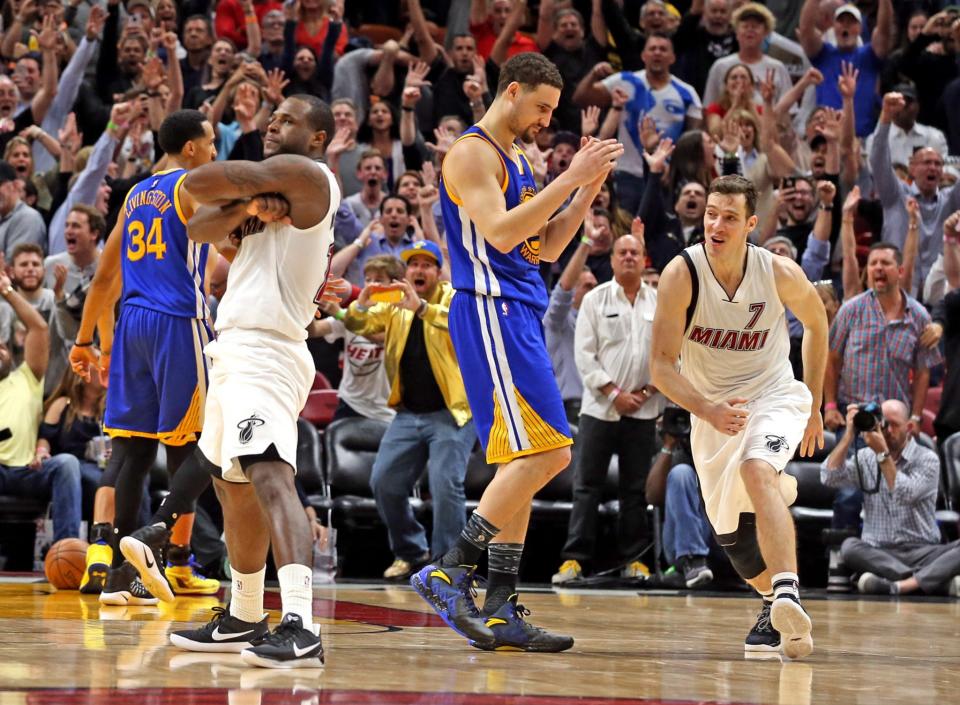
[444,137,622,256]
[773,255,827,456]
[650,257,749,437]
[182,154,331,231]
[70,213,125,380]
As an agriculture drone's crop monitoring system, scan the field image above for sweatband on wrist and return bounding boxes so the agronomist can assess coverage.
[824,402,837,411]
[334,309,346,321]
[606,386,621,402]
[106,120,119,131]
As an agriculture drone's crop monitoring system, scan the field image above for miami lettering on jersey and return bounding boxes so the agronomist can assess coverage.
[687,325,770,352]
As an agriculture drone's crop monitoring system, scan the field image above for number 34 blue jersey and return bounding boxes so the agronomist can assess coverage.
[120,168,209,320]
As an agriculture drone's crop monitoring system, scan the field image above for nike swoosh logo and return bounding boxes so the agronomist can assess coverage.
[212,626,255,641]
[293,643,318,658]
[143,548,154,570]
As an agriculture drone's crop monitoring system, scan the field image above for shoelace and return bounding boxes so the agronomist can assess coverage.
[754,605,773,632]
[455,571,482,617]
[259,619,303,646]
[510,602,549,635]
[203,606,229,628]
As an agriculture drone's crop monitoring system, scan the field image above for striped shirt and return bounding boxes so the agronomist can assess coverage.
[829,289,942,408]
[820,438,941,547]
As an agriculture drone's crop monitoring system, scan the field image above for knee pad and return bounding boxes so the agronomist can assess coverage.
[716,513,767,581]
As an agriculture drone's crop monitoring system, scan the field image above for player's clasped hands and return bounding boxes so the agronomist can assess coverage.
[566,138,624,186]
[246,193,292,225]
[706,397,750,437]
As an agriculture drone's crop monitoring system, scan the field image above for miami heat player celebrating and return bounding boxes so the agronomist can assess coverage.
[651,175,827,660]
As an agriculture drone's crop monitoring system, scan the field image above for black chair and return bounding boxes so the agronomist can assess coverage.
[297,417,326,509]
[785,461,837,528]
[322,417,388,526]
[936,432,960,539]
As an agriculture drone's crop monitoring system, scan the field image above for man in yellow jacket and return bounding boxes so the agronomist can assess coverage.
[343,241,475,580]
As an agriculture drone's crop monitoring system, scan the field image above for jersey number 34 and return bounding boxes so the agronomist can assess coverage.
[127,218,168,261]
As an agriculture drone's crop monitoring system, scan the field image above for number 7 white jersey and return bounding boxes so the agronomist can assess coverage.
[678,243,794,403]
[215,160,340,341]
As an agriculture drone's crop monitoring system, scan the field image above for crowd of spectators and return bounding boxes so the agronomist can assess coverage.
[0,0,957,594]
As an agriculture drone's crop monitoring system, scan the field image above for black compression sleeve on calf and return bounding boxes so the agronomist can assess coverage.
[111,437,159,567]
[152,447,215,529]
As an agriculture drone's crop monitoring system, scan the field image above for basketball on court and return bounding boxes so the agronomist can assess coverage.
[43,538,89,590]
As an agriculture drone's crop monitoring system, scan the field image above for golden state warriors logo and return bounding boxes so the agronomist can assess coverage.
[518,186,540,264]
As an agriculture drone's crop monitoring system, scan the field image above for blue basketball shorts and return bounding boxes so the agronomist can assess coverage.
[104,304,211,446]
[449,291,571,465]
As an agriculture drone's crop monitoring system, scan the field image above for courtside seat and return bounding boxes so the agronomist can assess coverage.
[785,461,837,526]
[322,417,388,526]
[297,418,326,510]
[302,389,339,429]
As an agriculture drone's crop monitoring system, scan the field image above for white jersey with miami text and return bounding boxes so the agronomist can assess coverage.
[679,243,794,403]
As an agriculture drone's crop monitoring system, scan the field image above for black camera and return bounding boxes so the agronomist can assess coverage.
[853,402,885,433]
[662,407,691,438]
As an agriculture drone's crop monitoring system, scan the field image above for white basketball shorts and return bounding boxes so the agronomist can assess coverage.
[690,379,812,537]
[198,329,314,483]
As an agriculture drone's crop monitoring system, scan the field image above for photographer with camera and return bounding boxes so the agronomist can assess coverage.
[821,400,960,597]
[645,407,714,589]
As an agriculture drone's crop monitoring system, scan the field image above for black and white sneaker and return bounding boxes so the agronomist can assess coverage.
[99,562,160,606]
[744,601,780,655]
[241,613,324,669]
[120,523,174,603]
[770,596,813,660]
[170,604,270,653]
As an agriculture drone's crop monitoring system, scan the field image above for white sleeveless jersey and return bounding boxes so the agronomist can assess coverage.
[679,243,794,403]
[215,160,340,341]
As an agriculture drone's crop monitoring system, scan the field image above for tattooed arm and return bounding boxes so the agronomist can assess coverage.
[182,155,332,230]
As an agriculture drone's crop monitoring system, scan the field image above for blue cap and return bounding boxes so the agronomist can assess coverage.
[401,240,443,268]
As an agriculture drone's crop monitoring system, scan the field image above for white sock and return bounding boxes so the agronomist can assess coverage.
[772,571,800,601]
[758,589,774,605]
[229,565,265,623]
[277,563,314,630]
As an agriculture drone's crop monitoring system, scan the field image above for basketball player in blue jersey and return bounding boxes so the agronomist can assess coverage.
[411,53,625,652]
[69,110,223,605]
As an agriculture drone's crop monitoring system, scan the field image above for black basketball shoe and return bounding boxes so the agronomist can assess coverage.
[744,601,780,655]
[241,613,324,669]
[170,605,270,653]
[120,523,174,603]
[470,594,574,652]
[99,562,159,606]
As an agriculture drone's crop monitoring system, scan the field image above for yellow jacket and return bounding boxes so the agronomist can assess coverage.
[343,281,471,427]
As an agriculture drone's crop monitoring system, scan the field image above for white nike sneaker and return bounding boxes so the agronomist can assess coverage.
[169,604,270,653]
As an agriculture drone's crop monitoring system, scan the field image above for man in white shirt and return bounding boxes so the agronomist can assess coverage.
[864,83,949,172]
[552,233,663,584]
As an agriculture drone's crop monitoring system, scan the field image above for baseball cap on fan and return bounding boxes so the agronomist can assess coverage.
[401,240,443,269]
[834,4,862,23]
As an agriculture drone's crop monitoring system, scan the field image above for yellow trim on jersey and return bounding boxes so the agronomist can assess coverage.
[485,388,573,465]
[103,426,199,447]
[169,385,204,442]
[172,172,189,225]
[450,131,510,193]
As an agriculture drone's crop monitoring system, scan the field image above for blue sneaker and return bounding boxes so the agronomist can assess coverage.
[410,564,494,647]
[470,594,574,652]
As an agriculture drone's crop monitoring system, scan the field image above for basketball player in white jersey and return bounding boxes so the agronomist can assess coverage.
[651,175,827,660]
[121,94,345,669]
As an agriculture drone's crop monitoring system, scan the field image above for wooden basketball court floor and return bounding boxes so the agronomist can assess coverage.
[0,578,957,705]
